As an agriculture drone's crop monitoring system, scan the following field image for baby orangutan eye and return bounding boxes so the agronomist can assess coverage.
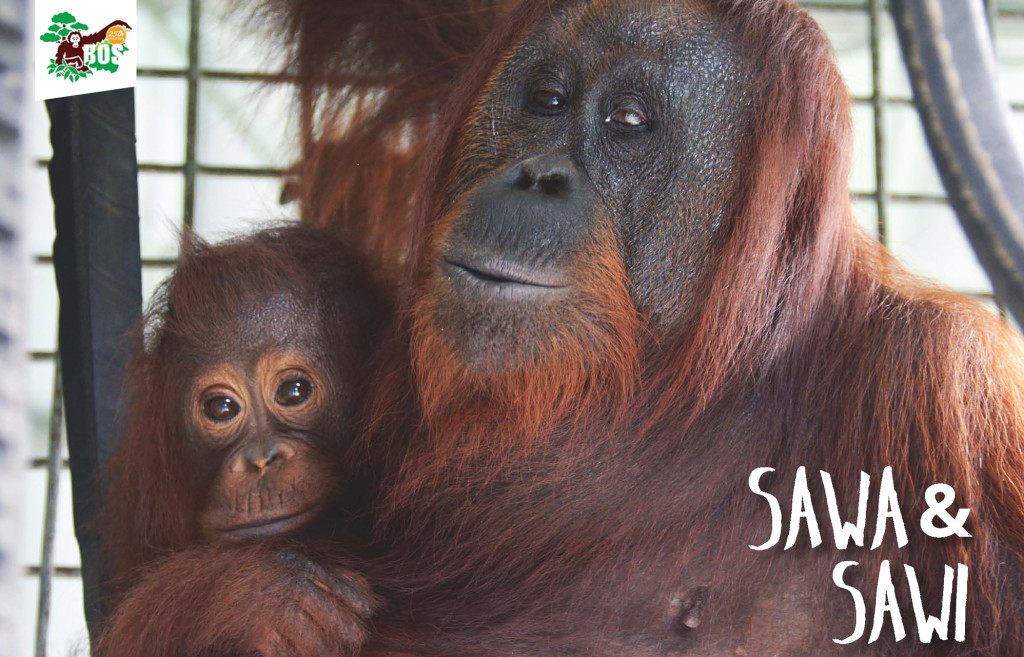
[203,396,240,422]
[274,378,313,407]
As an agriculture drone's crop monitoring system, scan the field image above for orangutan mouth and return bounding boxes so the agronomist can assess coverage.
[442,256,567,299]
[219,504,320,540]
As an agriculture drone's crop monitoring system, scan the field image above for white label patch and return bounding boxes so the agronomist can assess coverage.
[34,0,137,100]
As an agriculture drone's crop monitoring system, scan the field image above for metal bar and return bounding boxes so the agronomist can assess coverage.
[28,459,70,469]
[869,0,889,244]
[139,68,291,83]
[799,0,1024,14]
[851,96,1024,111]
[36,254,180,267]
[144,164,289,177]
[25,567,82,578]
[183,0,202,228]
[136,67,407,86]
[852,191,949,203]
[855,95,914,105]
[34,159,290,177]
[34,354,63,657]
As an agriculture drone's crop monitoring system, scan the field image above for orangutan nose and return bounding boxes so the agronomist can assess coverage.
[510,154,575,196]
[233,441,296,473]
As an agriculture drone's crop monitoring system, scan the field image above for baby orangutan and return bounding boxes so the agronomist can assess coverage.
[100,225,390,596]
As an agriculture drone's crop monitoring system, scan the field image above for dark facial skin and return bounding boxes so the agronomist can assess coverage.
[425,0,752,370]
[183,293,345,542]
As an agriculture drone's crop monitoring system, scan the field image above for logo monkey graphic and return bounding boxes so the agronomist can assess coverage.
[40,12,131,81]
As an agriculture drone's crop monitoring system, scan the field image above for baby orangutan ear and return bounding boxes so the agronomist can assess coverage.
[667,586,709,633]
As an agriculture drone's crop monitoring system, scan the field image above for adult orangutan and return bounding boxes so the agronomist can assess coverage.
[97,225,388,640]
[98,0,1024,655]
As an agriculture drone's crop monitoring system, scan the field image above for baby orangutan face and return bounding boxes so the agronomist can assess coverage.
[186,298,345,542]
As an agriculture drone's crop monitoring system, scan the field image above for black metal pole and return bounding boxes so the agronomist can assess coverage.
[46,88,142,643]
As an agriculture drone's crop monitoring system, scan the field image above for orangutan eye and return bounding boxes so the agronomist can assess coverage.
[605,107,648,129]
[274,378,313,407]
[530,88,567,115]
[203,396,240,422]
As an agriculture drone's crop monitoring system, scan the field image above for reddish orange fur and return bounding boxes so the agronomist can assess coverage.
[95,542,377,657]
[395,229,639,513]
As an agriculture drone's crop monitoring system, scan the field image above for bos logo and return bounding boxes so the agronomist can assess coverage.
[40,13,132,82]
[34,3,136,100]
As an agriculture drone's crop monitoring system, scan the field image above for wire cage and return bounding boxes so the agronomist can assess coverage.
[16,0,1024,655]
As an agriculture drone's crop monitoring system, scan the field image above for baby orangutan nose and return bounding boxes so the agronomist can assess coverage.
[231,440,296,473]
[207,436,332,542]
